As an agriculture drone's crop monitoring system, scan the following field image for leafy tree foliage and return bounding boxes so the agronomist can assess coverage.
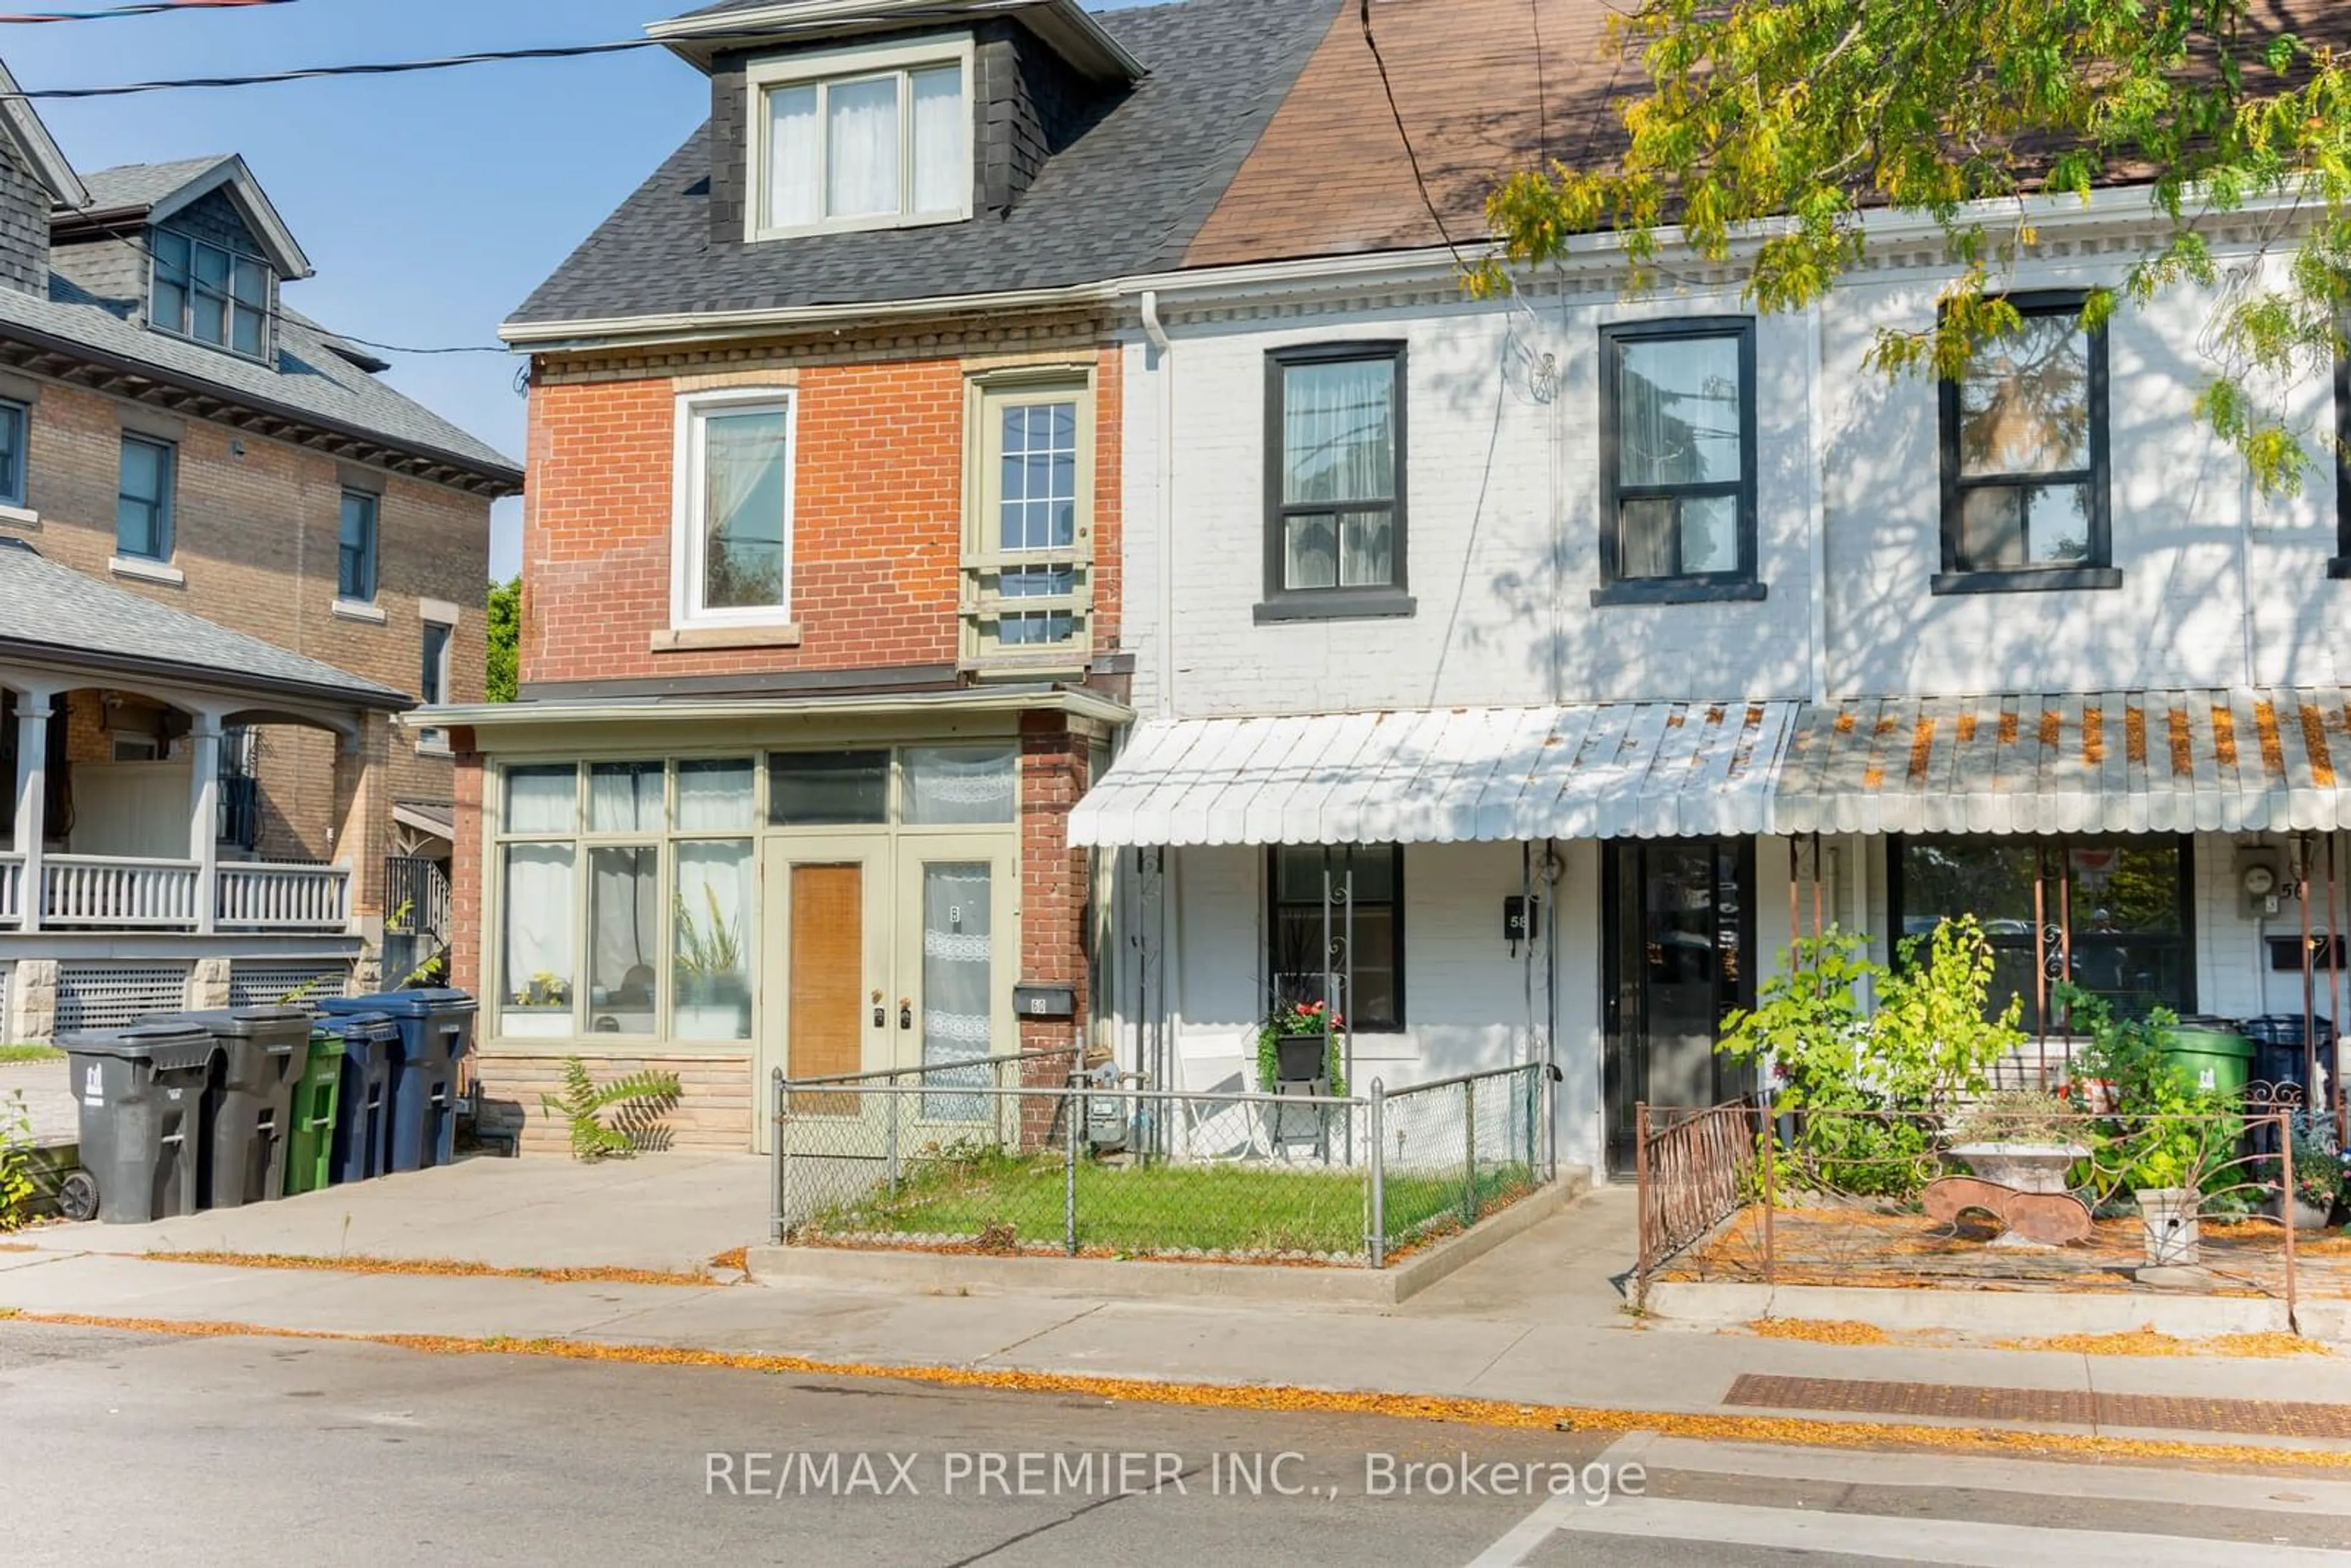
[1480,2,2351,493]
[486,576,519,705]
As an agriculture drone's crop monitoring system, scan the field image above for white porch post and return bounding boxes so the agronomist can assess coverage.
[13,687,50,932]
[189,714,220,936]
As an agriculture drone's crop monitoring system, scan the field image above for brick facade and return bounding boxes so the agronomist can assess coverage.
[0,369,492,910]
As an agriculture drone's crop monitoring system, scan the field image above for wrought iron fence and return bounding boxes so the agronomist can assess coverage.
[1636,1100,2318,1313]
[771,1054,1553,1270]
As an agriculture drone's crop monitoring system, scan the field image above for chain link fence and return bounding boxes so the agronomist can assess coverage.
[772,1056,1553,1269]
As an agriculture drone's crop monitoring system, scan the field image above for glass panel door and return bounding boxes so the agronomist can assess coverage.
[897,839,1016,1128]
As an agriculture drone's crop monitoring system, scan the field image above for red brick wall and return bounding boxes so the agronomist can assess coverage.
[448,732,483,996]
[521,340,1123,687]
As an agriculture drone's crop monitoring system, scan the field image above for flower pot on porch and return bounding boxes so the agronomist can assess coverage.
[2268,1189,2333,1232]
[1273,1035,1329,1087]
[1949,1142,2089,1196]
[2136,1187,2200,1267]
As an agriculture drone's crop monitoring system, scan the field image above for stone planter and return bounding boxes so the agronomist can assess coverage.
[1949,1142,2088,1196]
[2270,1190,2334,1232]
[2137,1186,2200,1267]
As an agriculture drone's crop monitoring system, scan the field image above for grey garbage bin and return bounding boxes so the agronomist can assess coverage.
[59,1022,217,1225]
[176,1007,312,1209]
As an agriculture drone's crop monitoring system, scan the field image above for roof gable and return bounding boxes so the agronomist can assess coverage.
[0,59,83,210]
[63,154,312,279]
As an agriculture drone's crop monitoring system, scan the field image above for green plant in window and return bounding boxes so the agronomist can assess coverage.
[512,971,571,1009]
[673,888,744,984]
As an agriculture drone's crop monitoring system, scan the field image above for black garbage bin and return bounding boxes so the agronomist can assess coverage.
[2243,1014,2337,1102]
[317,1010,399,1185]
[320,990,476,1172]
[59,1022,217,1224]
[174,1007,312,1209]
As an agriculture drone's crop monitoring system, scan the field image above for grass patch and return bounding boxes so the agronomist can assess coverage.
[0,1046,62,1065]
[802,1149,1537,1259]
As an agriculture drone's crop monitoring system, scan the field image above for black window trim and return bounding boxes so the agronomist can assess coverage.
[117,430,175,563]
[1884,833,2197,1023]
[338,487,380,604]
[1934,289,2117,595]
[1258,340,1415,623]
[1595,315,1762,605]
[1265,842,1406,1033]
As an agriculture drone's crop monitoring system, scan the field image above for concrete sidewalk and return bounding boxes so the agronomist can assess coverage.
[10,1187,2351,1457]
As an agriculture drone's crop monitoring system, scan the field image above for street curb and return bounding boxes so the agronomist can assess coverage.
[1648,1280,2295,1338]
[748,1171,1591,1306]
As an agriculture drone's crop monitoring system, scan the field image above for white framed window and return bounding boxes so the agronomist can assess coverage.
[747,37,973,240]
[673,388,797,629]
[961,370,1092,670]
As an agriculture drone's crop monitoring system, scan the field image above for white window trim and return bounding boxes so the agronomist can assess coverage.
[671,386,799,631]
[331,598,387,625]
[959,367,1095,672]
[744,34,975,242]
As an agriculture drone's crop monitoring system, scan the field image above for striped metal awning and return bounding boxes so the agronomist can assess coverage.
[1771,689,2351,836]
[1067,702,1799,847]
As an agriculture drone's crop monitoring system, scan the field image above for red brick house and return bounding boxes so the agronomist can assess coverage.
[436,0,1324,1150]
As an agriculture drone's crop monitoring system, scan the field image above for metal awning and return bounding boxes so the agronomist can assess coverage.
[1771,689,2351,836]
[1068,702,1800,847]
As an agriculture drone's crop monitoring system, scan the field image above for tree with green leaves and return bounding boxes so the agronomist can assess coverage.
[486,576,519,704]
[1480,2,2351,495]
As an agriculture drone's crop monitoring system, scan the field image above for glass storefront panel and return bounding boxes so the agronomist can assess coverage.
[903,745,1018,825]
[676,759,756,831]
[769,751,890,827]
[589,762,664,833]
[587,846,659,1036]
[504,765,577,835]
[674,839,754,1041]
[501,842,576,1035]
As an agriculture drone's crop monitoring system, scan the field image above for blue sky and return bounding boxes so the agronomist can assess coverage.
[10,0,1157,579]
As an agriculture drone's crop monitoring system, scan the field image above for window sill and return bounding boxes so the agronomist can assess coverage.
[109,555,184,587]
[1589,578,1767,607]
[2329,557,2351,581]
[1930,566,2123,596]
[414,740,453,758]
[651,623,804,653]
[0,503,37,530]
[331,598,387,625]
[1253,591,1417,625]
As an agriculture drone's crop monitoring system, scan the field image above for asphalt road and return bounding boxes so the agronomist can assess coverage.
[6,1322,2351,1566]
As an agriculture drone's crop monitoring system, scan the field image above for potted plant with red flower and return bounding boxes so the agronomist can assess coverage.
[1256,999,1348,1095]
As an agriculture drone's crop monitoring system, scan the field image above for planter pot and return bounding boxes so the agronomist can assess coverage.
[2269,1190,2334,1232]
[1273,1035,1330,1087]
[1950,1142,2089,1196]
[2137,1186,2200,1267]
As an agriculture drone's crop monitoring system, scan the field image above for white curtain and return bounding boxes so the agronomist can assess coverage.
[910,65,964,213]
[676,760,756,831]
[589,763,661,833]
[921,862,994,1120]
[700,410,787,610]
[903,746,1016,825]
[588,847,658,1033]
[504,767,576,835]
[827,75,899,217]
[766,84,819,226]
[1282,359,1395,589]
[501,844,576,1005]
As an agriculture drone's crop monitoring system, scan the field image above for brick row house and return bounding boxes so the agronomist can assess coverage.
[0,66,519,1037]
[460,0,2351,1166]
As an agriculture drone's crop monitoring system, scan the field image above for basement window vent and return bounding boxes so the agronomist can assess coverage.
[54,963,192,1033]
[230,962,351,1011]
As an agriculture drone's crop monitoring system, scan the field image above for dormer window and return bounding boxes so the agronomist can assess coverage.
[748,39,972,239]
[150,229,271,359]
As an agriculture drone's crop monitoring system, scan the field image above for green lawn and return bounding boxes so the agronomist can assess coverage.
[0,1046,61,1065]
[807,1151,1537,1260]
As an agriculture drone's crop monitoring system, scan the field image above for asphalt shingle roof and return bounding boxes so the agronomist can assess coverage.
[0,542,411,710]
[25,268,521,484]
[508,0,1341,328]
[75,156,236,214]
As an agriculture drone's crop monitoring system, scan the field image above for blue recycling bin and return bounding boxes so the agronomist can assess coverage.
[317,1010,397,1185]
[320,989,477,1172]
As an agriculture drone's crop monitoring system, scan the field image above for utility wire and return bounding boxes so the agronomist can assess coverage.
[1359,0,1464,266]
[1530,0,1548,166]
[8,37,662,99]
[0,0,291,22]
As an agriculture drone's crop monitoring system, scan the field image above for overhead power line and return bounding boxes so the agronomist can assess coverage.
[1359,0,1463,268]
[0,0,292,23]
[8,37,662,99]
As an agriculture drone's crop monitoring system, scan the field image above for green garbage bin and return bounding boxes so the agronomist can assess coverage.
[282,1030,345,1197]
[2161,1018,2254,1098]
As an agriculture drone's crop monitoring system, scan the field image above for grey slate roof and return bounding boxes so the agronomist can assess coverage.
[0,541,411,710]
[508,0,1340,328]
[75,156,235,214]
[26,263,521,485]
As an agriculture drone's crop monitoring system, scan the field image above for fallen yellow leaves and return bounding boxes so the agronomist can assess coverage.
[141,1250,726,1289]
[1998,1328,2330,1359]
[14,1308,2351,1472]
[1745,1318,1891,1346]
[708,1247,749,1274]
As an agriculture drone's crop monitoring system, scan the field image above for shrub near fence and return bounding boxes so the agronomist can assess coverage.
[771,1056,1551,1270]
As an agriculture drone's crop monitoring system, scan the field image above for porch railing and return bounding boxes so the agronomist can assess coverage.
[1633,1100,1761,1309]
[0,853,19,923]
[217,863,353,931]
[43,855,201,927]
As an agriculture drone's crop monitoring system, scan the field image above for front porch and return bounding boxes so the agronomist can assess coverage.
[0,853,351,933]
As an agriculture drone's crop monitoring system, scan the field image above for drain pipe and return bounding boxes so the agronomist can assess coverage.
[1804,300,1830,703]
[1141,289,1176,721]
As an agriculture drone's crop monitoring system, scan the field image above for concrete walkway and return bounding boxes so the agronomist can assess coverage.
[15,1150,770,1275]
[11,1180,2351,1455]
[0,1056,77,1147]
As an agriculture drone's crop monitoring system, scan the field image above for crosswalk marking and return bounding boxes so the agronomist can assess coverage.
[1465,1433,2351,1568]
[1547,1495,2348,1567]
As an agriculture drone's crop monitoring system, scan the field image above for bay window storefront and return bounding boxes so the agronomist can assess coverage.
[1889,835,2193,1029]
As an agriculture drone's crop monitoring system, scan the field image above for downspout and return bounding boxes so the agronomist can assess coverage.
[1804,301,1830,703]
[1141,290,1176,721]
